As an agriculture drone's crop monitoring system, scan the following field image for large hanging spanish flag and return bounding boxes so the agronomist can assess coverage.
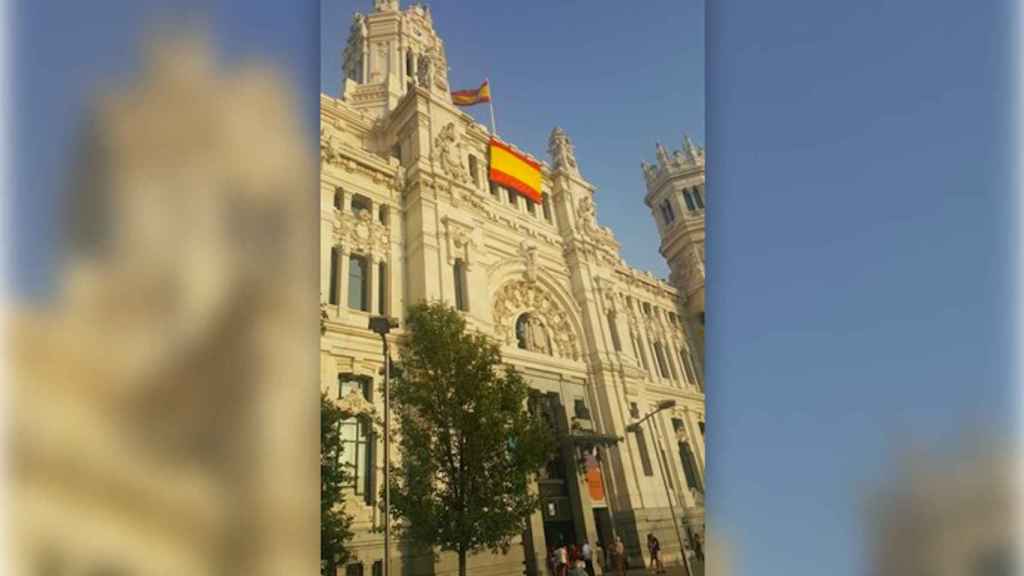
[451,80,491,106]
[489,138,543,203]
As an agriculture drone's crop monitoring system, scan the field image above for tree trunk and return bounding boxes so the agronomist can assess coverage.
[458,549,467,576]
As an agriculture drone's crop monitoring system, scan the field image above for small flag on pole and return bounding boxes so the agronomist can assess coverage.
[451,80,491,106]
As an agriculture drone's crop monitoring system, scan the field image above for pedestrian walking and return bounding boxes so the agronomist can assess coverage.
[581,538,595,576]
[647,533,665,574]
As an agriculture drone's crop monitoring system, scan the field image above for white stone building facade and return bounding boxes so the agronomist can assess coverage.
[322,2,707,574]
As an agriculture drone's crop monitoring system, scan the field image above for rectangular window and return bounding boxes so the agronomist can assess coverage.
[699,421,705,437]
[526,198,536,215]
[338,375,375,504]
[574,399,591,420]
[469,155,479,185]
[607,314,622,351]
[348,255,369,311]
[693,188,705,209]
[654,342,670,379]
[680,348,696,384]
[682,190,696,211]
[637,336,651,371]
[329,247,340,305]
[490,182,500,199]
[542,195,552,222]
[660,198,675,224]
[346,563,364,576]
[508,187,518,207]
[635,426,654,476]
[679,441,702,492]
[453,259,468,311]
[377,261,387,315]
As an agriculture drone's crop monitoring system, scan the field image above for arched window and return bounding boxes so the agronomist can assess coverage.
[515,314,530,349]
[334,187,345,210]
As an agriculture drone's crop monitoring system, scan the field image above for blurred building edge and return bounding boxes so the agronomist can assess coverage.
[10,28,318,575]
[869,446,1017,576]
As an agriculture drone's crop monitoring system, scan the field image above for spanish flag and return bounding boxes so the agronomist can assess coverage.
[490,138,543,203]
[451,80,491,107]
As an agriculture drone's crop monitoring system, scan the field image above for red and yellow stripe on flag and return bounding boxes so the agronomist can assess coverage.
[489,139,543,203]
[451,80,491,106]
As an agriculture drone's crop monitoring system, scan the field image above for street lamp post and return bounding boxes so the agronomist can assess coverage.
[626,399,692,576]
[369,316,399,576]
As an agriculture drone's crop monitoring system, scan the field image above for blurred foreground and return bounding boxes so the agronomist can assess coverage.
[8,27,318,575]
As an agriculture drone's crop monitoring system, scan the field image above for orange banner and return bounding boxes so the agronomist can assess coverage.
[489,138,542,203]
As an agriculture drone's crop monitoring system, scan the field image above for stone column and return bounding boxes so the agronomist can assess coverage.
[369,254,381,316]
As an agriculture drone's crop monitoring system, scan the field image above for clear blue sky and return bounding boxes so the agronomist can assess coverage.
[706,1,1014,574]
[321,0,706,279]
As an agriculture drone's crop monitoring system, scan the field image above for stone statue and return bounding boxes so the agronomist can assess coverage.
[548,127,579,175]
[434,122,467,183]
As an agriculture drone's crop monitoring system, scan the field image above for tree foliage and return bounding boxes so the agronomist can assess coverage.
[389,302,554,576]
[321,391,355,576]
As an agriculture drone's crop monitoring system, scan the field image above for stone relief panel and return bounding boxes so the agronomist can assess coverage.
[492,280,580,361]
[334,208,389,257]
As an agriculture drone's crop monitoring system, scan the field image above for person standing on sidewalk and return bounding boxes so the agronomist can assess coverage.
[612,536,626,576]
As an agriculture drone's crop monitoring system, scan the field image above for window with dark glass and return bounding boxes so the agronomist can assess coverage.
[377,261,387,315]
[635,426,654,476]
[351,194,372,216]
[338,374,375,504]
[693,187,705,209]
[607,312,622,351]
[682,189,696,211]
[680,348,696,384]
[508,187,518,207]
[574,399,591,420]
[378,205,389,224]
[678,441,702,492]
[453,259,468,311]
[542,195,552,222]
[346,563,364,576]
[515,313,530,349]
[660,198,675,224]
[698,421,705,437]
[526,198,536,215]
[348,255,369,311]
[654,341,670,379]
[329,247,341,305]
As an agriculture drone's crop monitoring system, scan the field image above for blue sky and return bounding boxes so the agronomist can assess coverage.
[322,0,705,278]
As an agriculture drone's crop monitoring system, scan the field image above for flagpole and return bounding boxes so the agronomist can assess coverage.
[487,77,497,137]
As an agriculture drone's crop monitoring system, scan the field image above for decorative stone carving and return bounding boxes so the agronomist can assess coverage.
[442,216,474,267]
[575,195,617,248]
[548,127,579,176]
[374,0,399,12]
[492,280,580,361]
[320,127,339,165]
[522,315,552,355]
[336,385,376,419]
[335,207,389,256]
[433,122,468,184]
[520,240,539,282]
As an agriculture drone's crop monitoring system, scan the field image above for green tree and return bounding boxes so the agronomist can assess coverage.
[321,392,355,576]
[389,302,554,576]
